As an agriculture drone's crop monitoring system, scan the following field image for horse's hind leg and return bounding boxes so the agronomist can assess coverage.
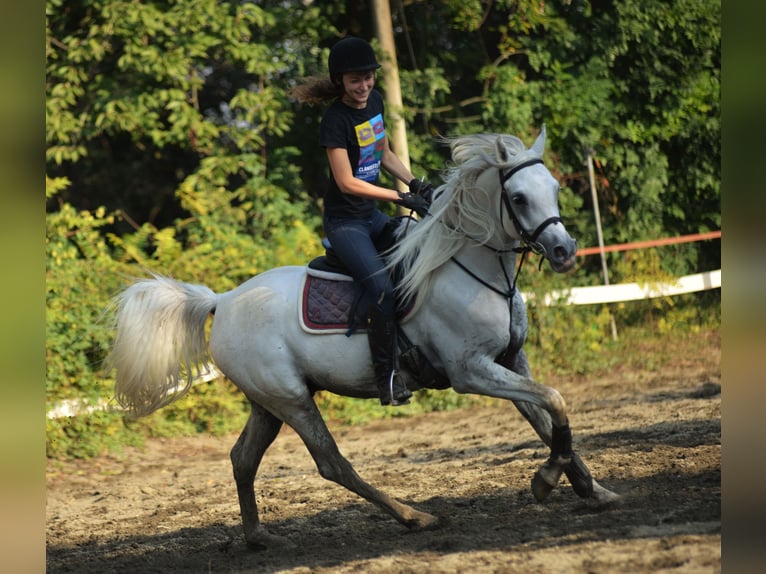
[277,395,440,532]
[230,401,289,550]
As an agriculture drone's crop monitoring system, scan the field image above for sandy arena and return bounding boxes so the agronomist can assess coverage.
[47,332,720,573]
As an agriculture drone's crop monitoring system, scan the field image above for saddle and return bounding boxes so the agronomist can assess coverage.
[299,262,363,335]
[299,239,412,335]
[297,218,449,390]
[299,216,413,336]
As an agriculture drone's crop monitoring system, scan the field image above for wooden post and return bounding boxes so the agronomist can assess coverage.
[586,148,618,341]
[372,0,411,205]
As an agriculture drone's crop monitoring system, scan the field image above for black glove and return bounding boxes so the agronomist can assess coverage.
[396,191,430,218]
[409,178,436,202]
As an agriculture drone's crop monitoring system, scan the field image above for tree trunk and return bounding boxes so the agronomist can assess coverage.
[372,0,411,205]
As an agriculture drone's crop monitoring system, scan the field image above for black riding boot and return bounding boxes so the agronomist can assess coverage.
[367,306,412,406]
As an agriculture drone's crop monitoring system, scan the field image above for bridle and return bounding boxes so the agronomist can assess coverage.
[448,158,566,358]
[449,157,565,295]
[498,158,563,258]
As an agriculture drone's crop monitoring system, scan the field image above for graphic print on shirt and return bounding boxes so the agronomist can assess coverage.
[353,114,385,182]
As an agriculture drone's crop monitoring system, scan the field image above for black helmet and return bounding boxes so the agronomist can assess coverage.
[328,37,381,78]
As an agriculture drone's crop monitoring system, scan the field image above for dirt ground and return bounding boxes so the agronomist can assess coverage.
[46,332,720,573]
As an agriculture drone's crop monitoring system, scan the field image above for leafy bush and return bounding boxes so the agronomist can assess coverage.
[522,248,720,378]
[45,177,322,459]
[46,201,125,407]
[316,388,500,427]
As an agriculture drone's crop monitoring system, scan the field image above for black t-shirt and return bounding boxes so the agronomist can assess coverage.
[320,90,386,218]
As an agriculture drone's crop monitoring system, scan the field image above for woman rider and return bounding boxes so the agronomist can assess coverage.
[291,36,434,406]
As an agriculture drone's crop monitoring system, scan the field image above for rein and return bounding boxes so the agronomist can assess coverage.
[450,244,535,303]
[450,245,534,366]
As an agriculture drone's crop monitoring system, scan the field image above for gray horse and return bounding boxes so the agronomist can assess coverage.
[108,126,619,549]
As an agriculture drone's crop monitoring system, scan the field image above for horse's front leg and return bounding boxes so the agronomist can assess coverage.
[530,420,574,501]
[497,348,584,499]
[510,396,590,498]
[499,348,620,505]
[515,399,619,505]
[449,354,574,496]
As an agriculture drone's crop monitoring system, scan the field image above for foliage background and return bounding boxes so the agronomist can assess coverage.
[46,0,720,459]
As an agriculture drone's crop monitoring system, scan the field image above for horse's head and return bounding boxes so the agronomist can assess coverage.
[492,126,577,273]
[388,127,579,308]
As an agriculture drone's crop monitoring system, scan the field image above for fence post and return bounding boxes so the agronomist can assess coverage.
[586,148,618,341]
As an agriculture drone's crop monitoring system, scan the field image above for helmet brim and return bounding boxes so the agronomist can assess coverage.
[340,64,381,73]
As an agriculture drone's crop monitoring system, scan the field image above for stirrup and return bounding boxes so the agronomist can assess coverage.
[380,370,412,407]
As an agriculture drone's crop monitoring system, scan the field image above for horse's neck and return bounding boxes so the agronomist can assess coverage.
[454,242,519,292]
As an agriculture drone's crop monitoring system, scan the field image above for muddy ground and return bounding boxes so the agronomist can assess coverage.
[47,332,720,573]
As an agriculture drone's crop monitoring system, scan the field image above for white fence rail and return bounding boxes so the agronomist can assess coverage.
[522,269,721,306]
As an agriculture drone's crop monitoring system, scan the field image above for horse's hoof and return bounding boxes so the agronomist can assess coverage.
[531,471,555,501]
[531,458,566,502]
[589,479,622,507]
[406,511,441,531]
[245,526,296,551]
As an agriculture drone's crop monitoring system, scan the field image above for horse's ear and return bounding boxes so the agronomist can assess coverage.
[531,124,547,156]
[495,136,510,163]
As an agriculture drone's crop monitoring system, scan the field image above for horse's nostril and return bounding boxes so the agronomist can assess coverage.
[554,245,567,261]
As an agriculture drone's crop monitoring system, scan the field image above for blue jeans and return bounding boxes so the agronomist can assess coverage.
[323,210,396,317]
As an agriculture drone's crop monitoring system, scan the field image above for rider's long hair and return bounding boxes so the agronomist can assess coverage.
[289,75,344,106]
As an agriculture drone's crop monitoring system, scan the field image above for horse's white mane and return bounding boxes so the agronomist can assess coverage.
[387,128,546,309]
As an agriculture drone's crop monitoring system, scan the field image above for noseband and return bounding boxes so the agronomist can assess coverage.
[498,159,562,256]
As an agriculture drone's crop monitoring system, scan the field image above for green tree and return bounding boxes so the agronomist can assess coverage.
[46,0,720,458]
[46,0,325,233]
[46,0,329,457]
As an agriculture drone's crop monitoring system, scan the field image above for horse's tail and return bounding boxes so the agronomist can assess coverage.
[107,273,218,419]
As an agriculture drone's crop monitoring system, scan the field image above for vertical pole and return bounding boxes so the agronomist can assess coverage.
[372,0,411,201]
[586,148,618,341]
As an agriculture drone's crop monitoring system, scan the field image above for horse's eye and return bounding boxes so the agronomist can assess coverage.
[511,194,527,206]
